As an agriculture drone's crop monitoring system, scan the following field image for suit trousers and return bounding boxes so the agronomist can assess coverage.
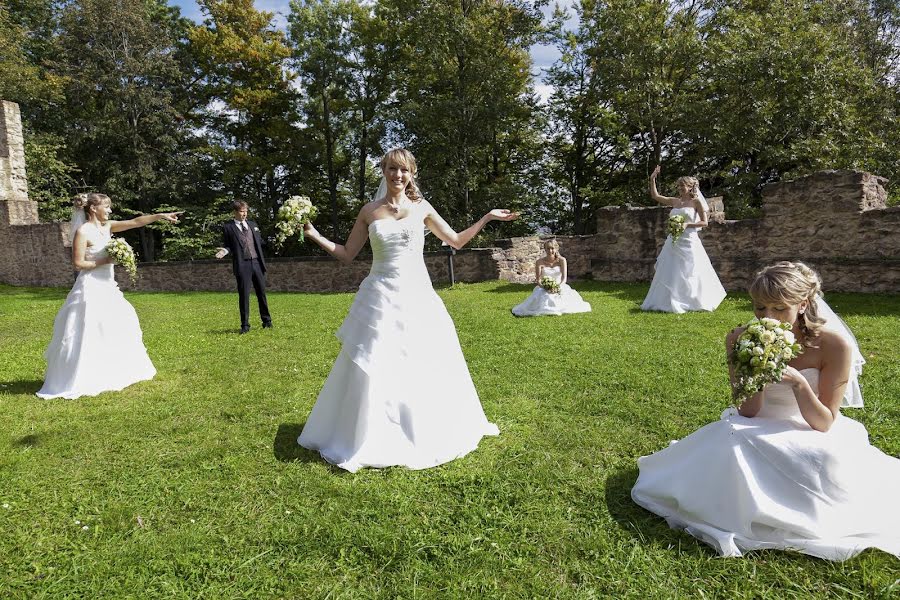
[236,258,271,328]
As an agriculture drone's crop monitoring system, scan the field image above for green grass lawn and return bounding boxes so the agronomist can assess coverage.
[1,281,898,598]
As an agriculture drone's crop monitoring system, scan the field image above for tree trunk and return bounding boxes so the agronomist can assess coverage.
[322,90,339,238]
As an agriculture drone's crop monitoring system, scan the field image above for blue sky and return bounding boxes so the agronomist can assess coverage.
[168,0,574,98]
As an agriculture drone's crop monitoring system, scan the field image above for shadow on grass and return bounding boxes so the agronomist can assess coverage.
[604,466,713,558]
[0,380,44,395]
[273,423,346,473]
[482,283,533,294]
[206,328,243,335]
[12,434,40,448]
[0,286,72,302]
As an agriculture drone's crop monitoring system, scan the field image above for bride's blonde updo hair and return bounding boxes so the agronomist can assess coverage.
[380,148,422,202]
[73,192,110,216]
[749,261,825,343]
[543,238,560,254]
[675,175,700,199]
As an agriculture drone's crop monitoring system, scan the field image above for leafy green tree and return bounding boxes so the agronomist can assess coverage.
[190,0,305,235]
[52,0,195,259]
[380,0,547,242]
[545,0,629,233]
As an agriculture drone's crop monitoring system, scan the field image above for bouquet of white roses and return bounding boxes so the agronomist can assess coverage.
[540,275,561,295]
[666,214,686,244]
[729,317,803,406]
[106,238,138,282]
[275,195,318,245]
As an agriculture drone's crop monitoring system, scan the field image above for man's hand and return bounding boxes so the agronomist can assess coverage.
[215,247,228,259]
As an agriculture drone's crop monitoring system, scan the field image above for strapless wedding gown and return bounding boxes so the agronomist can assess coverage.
[37,224,156,399]
[297,211,499,472]
[511,265,591,317]
[640,206,726,313]
[631,369,900,560]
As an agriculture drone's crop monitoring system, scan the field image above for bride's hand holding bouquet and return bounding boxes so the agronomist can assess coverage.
[729,317,803,406]
[275,195,318,245]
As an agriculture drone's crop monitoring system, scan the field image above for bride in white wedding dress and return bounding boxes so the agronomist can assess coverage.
[632,262,900,561]
[511,238,591,317]
[37,193,181,400]
[297,149,517,472]
[640,166,726,313]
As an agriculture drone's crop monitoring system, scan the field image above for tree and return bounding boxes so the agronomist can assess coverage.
[190,0,305,234]
[545,0,629,233]
[53,0,195,259]
[380,0,547,242]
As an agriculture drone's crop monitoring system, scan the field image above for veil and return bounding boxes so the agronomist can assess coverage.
[695,188,710,214]
[373,177,387,203]
[816,294,866,408]
[69,205,86,241]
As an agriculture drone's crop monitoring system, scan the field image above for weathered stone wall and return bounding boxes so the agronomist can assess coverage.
[589,170,900,292]
[0,100,73,288]
[110,248,501,292]
[1,99,898,294]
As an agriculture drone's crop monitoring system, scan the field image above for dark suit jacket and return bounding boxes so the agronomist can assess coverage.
[222,220,267,276]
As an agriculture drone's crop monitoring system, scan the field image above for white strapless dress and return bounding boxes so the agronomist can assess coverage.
[631,369,900,560]
[640,206,726,313]
[511,266,591,317]
[37,225,156,399]
[297,211,499,472]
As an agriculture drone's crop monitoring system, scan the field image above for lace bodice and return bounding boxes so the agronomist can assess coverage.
[669,206,700,238]
[541,265,563,284]
[77,223,114,281]
[82,224,111,261]
[368,216,428,279]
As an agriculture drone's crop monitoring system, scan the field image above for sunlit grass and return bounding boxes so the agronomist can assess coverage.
[1,282,898,598]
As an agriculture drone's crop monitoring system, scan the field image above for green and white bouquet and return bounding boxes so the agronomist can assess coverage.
[730,317,803,406]
[275,195,318,245]
[666,214,687,244]
[106,238,138,282]
[540,275,561,295]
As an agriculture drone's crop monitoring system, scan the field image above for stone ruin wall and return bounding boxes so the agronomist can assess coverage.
[1,100,898,294]
[588,170,900,293]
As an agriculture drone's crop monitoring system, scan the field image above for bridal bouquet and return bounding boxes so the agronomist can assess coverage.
[729,317,803,406]
[540,275,561,295]
[275,195,318,245]
[106,238,138,282]
[666,214,686,244]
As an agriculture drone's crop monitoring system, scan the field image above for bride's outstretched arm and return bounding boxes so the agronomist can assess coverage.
[649,165,678,207]
[424,202,518,250]
[304,211,369,264]
[110,212,182,233]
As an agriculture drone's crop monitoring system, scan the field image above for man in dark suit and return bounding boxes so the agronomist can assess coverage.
[215,200,272,334]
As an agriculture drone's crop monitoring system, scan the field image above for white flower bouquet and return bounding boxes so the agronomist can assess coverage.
[666,214,686,244]
[540,275,561,295]
[106,238,138,282]
[730,317,803,406]
[275,195,318,245]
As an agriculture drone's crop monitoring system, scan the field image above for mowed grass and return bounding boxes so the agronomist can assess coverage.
[0,281,898,598]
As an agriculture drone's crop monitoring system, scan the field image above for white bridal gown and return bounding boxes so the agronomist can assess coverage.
[631,369,900,560]
[640,206,726,313]
[297,209,499,472]
[511,266,591,317]
[37,224,156,399]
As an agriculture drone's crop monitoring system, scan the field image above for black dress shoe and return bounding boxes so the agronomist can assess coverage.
[239,326,251,334]
[262,321,273,329]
